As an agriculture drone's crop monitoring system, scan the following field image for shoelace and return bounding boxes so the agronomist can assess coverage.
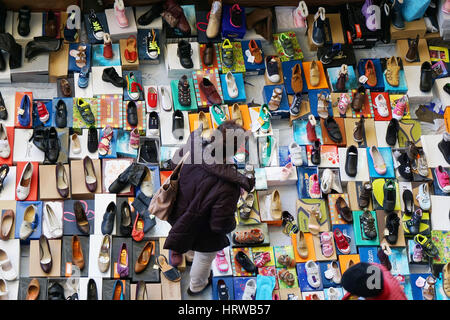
[130,81,143,93]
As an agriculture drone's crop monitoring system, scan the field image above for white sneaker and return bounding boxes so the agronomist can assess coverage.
[324,261,342,284]
[416,183,431,211]
[0,124,10,159]
[374,94,389,117]
[289,142,303,166]
[327,287,340,300]
[225,72,239,98]
[305,260,321,288]
[241,279,256,300]
[320,168,334,194]
[0,249,17,281]
[417,154,428,177]
[0,278,8,298]
[160,86,173,111]
[16,162,33,200]
[44,204,63,239]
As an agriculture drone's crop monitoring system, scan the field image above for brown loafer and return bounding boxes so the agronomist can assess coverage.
[60,79,72,97]
[335,196,353,223]
[134,241,154,274]
[291,63,303,93]
[352,86,365,111]
[364,60,377,87]
[83,156,97,193]
[72,235,85,270]
[0,209,14,240]
[73,201,90,234]
[199,77,222,104]
[26,278,40,300]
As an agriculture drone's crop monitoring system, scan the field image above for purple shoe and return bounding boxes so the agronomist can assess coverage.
[117,242,129,278]
[361,0,379,31]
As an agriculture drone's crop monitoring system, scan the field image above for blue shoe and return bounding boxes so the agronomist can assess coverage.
[211,104,227,126]
[78,66,89,88]
[312,7,326,46]
[112,280,124,300]
[258,104,271,133]
[391,0,404,30]
[18,94,30,127]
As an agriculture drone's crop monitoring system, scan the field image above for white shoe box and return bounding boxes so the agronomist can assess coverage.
[68,128,99,160]
[421,134,447,168]
[404,66,433,104]
[338,147,370,182]
[0,239,20,300]
[265,166,298,186]
[165,42,201,79]
[374,120,399,149]
[94,194,117,236]
[0,166,15,201]
[74,72,94,98]
[91,66,124,96]
[12,12,43,44]
[274,6,307,35]
[432,77,450,108]
[135,6,163,30]
[105,7,138,42]
[430,195,450,231]
[13,128,45,164]
[88,234,111,278]
[42,201,64,239]
[160,110,190,146]
[78,277,103,300]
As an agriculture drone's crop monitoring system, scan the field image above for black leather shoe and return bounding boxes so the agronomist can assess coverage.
[87,279,98,300]
[108,164,133,193]
[177,40,193,69]
[0,164,9,192]
[139,140,158,163]
[137,2,163,26]
[385,118,399,146]
[0,33,23,69]
[383,179,396,212]
[127,101,138,127]
[0,92,7,120]
[402,189,414,216]
[101,201,116,235]
[102,67,125,88]
[311,139,321,165]
[172,110,184,140]
[444,83,450,95]
[46,127,60,164]
[87,127,98,153]
[324,116,342,143]
[31,127,47,152]
[345,145,358,177]
[25,36,62,60]
[55,100,67,128]
[420,61,433,92]
[235,251,257,273]
[48,282,65,300]
[18,6,31,37]
[397,152,413,181]
[119,201,132,236]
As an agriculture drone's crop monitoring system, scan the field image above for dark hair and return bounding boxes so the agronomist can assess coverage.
[216,120,246,160]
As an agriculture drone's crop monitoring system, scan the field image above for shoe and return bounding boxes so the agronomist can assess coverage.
[73,201,90,234]
[257,104,271,133]
[443,263,450,297]
[211,104,227,126]
[39,235,53,274]
[309,60,320,87]
[296,231,309,258]
[353,116,365,143]
[101,202,116,235]
[359,182,372,208]
[44,204,63,238]
[71,235,84,270]
[135,241,154,274]
[164,0,191,34]
[108,163,133,194]
[308,173,321,198]
[444,0,450,14]
[336,65,348,92]
[117,242,129,277]
[396,152,413,181]
[291,63,303,93]
[241,279,256,300]
[385,213,400,245]
[365,60,377,87]
[374,94,389,117]
[88,9,105,40]
[140,167,154,198]
[406,209,422,235]
[438,132,450,164]
[17,6,31,37]
[279,33,295,58]
[118,201,132,236]
[63,11,78,42]
[369,146,387,175]
[18,94,31,127]
[172,110,184,141]
[436,166,450,193]
[405,34,419,63]
[221,39,234,68]
[136,281,148,300]
[415,234,439,257]
[25,36,62,61]
[102,33,113,59]
[335,196,352,223]
[177,75,191,107]
[308,205,321,235]
[177,40,193,69]
[77,66,89,89]
[98,235,111,273]
[317,91,330,118]
[203,42,214,66]
[126,73,143,101]
[147,111,159,136]
[320,168,334,194]
[114,0,128,28]
[54,100,67,128]
[138,3,163,26]
[87,279,98,300]
[45,127,60,164]
[98,125,113,156]
[0,248,17,280]
[345,146,358,178]
[87,128,98,153]
[320,43,343,65]
[0,92,7,120]
[385,56,400,87]
[391,0,405,30]
[199,77,222,104]
[0,124,10,159]
[145,30,160,59]
[70,134,81,154]
[311,7,325,46]
[307,115,317,142]
[402,189,414,215]
[102,67,125,88]
[140,140,158,163]
[19,204,38,240]
[217,279,230,300]
[360,210,377,239]
[290,92,302,116]
[383,179,396,212]
[160,86,172,111]
[265,56,280,83]
[206,1,222,38]
[420,62,433,92]
[311,139,321,165]
[37,101,50,123]
[305,260,321,288]
[112,280,124,300]
[248,40,263,64]
[55,163,69,198]
[76,98,95,125]
[268,87,283,111]
[352,86,365,112]
[225,72,239,99]
[126,101,138,127]
[324,116,342,143]
[377,245,392,270]
[270,190,282,220]
[235,251,257,273]
[289,142,303,166]
[0,209,14,240]
[293,1,308,28]
[25,278,40,300]
[385,118,399,146]
[334,228,351,254]
[16,162,33,200]
[230,4,243,28]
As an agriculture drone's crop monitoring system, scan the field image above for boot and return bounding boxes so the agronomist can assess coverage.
[25,36,62,61]
[0,33,23,69]
[108,163,134,193]
[103,33,113,59]
[128,163,146,187]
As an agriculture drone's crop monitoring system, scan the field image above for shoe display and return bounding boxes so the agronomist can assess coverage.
[335,196,352,223]
[310,61,320,87]
[334,228,350,254]
[19,204,38,240]
[312,7,325,46]
[18,94,31,127]
[225,72,238,99]
[0,209,14,240]
[290,92,302,116]
[279,33,295,58]
[98,125,113,156]
[145,30,160,60]
[365,60,377,87]
[126,73,143,101]
[55,163,69,198]
[385,56,400,87]
[268,87,283,111]
[383,179,396,212]
[406,209,422,235]
[16,162,33,200]
[87,128,98,154]
[248,40,263,64]
[324,116,342,143]
[265,56,280,83]
[360,210,377,240]
[415,234,439,257]
[98,235,111,273]
[0,248,17,280]
[385,213,400,245]
[206,1,222,39]
[369,146,387,175]
[402,189,414,216]
[101,202,116,235]
[88,10,105,41]
[177,40,193,69]
[235,251,257,273]
[311,139,321,165]
[199,77,222,104]
[102,67,125,88]
[76,98,95,125]
[374,94,389,117]
[73,201,90,234]
[39,235,52,273]
[359,182,373,208]
[135,241,154,274]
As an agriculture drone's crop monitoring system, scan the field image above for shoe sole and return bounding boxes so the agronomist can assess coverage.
[311,37,324,47]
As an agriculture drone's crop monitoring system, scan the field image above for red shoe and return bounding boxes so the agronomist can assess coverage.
[131,213,144,242]
[103,33,113,59]
[37,102,49,123]
[306,115,317,142]
[334,228,351,254]
[147,87,157,108]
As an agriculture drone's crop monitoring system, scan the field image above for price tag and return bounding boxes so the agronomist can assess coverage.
[113,262,120,279]
[65,263,72,277]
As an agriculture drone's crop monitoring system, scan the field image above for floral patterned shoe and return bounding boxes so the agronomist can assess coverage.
[98,125,113,156]
[254,252,271,268]
[129,128,140,149]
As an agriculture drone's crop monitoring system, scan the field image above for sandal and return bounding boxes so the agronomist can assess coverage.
[75,45,87,68]
[320,232,334,257]
[277,254,295,268]
[278,268,295,287]
[215,250,229,273]
[254,252,271,268]
[268,87,283,111]
[98,125,113,156]
[422,276,436,300]
[308,205,321,235]
[317,91,330,118]
[156,254,181,282]
[232,228,265,244]
[124,35,137,63]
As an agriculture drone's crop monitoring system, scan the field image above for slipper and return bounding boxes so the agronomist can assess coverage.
[255,275,276,300]
[156,254,181,282]
[124,35,137,63]
[215,250,229,273]
[372,178,386,208]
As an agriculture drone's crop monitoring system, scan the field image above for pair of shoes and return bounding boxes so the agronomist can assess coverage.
[108,163,147,194]
[31,127,60,163]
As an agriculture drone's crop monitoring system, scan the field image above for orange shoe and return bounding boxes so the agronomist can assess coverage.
[248,40,262,64]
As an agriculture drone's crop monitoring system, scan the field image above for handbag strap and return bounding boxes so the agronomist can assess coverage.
[170,151,190,180]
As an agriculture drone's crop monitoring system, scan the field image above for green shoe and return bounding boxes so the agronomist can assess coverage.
[211,104,227,126]
[261,135,274,167]
[258,104,271,133]
[279,33,295,58]
[76,98,95,125]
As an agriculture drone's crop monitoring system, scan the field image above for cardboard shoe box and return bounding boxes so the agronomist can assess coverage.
[39,164,71,200]
[70,158,102,199]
